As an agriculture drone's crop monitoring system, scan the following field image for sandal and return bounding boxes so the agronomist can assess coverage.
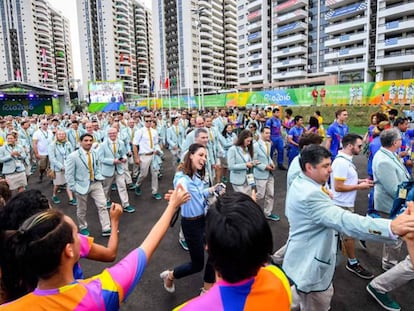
[160,270,175,293]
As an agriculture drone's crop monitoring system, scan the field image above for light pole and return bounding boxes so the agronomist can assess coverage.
[337,52,342,84]
[191,6,206,111]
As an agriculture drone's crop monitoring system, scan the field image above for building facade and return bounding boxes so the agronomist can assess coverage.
[77,0,153,98]
[237,0,413,89]
[0,0,73,91]
[152,0,238,97]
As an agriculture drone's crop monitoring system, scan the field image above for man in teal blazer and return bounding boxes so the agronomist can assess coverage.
[373,128,411,270]
[253,126,279,221]
[65,133,111,237]
[283,144,414,310]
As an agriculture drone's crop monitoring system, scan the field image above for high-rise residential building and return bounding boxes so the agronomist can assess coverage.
[375,0,414,80]
[77,0,153,98]
[153,0,238,97]
[0,0,73,91]
[238,0,272,90]
[236,0,413,89]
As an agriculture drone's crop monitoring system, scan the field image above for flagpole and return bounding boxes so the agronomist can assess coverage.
[177,75,181,110]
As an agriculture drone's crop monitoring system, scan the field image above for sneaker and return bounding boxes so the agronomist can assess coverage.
[101,229,111,237]
[79,228,90,236]
[111,183,117,191]
[179,238,189,251]
[368,212,381,218]
[68,198,77,206]
[367,284,401,311]
[134,186,142,196]
[359,240,367,249]
[152,193,162,200]
[52,196,61,204]
[160,270,175,293]
[123,205,136,213]
[127,183,136,190]
[266,214,280,222]
[346,261,374,279]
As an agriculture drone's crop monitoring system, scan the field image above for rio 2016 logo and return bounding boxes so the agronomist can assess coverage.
[264,93,291,103]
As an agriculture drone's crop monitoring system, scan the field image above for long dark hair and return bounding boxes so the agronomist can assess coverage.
[235,129,253,158]
[0,210,73,302]
[177,143,206,178]
[221,124,233,138]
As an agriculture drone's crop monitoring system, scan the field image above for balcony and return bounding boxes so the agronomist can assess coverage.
[376,51,414,67]
[274,0,307,14]
[379,3,414,19]
[377,36,414,50]
[324,61,367,73]
[248,21,262,32]
[248,52,262,62]
[248,42,263,53]
[247,0,261,12]
[273,70,307,79]
[275,58,307,68]
[324,32,367,48]
[248,31,262,43]
[377,19,414,35]
[276,21,307,36]
[324,46,367,59]
[249,74,265,83]
[247,10,261,22]
[249,63,263,72]
[273,33,307,47]
[274,9,308,25]
[325,16,367,34]
[325,0,357,9]
[325,2,368,22]
[273,46,307,57]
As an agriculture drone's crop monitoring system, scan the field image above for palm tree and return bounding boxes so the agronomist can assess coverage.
[367,69,382,82]
[342,72,361,84]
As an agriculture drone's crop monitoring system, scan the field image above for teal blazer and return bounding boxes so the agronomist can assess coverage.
[253,140,274,180]
[97,139,127,177]
[373,147,411,214]
[65,148,104,195]
[227,145,250,185]
[283,172,395,293]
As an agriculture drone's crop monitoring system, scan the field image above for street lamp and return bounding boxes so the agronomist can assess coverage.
[191,6,207,111]
[337,52,342,84]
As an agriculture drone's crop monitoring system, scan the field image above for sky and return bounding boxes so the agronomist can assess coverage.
[48,0,152,82]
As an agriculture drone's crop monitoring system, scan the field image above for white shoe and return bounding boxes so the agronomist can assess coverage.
[160,270,175,293]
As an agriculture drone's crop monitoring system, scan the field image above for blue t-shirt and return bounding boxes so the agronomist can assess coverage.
[326,121,349,158]
[288,126,304,149]
[266,117,282,137]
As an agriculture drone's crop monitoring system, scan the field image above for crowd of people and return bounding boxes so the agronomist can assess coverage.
[0,105,414,310]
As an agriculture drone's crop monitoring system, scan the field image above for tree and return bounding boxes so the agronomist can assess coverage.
[342,72,361,84]
[367,69,382,82]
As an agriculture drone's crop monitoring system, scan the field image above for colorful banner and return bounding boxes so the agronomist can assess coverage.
[87,78,414,112]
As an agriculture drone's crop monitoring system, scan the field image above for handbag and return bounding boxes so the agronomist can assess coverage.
[46,168,56,180]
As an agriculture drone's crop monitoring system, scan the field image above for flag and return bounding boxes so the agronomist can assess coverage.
[165,77,169,90]
[56,50,65,58]
[150,80,155,93]
[171,76,177,87]
[120,66,125,75]
[142,76,149,86]
[120,53,124,62]
[159,76,162,89]
[41,48,47,64]
[43,71,48,83]
[15,69,21,81]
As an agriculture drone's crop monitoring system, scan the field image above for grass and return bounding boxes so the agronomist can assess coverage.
[348,125,367,135]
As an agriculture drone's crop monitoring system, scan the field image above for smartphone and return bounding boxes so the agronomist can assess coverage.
[214,183,226,196]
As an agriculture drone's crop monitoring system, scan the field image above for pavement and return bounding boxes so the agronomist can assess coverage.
[28,150,414,311]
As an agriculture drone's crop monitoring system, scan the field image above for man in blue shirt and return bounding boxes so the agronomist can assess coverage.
[265,107,286,170]
[325,109,349,160]
[287,115,304,166]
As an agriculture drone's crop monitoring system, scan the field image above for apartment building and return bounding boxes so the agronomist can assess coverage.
[238,0,272,90]
[375,0,414,80]
[152,0,238,96]
[77,0,153,98]
[0,0,73,91]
